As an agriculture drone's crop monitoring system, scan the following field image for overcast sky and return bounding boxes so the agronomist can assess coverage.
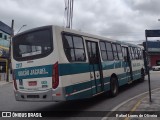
[1,0,160,43]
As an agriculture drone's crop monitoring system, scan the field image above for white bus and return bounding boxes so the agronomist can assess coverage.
[11,25,145,101]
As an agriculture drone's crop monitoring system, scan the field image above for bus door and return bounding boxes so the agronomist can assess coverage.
[86,41,104,94]
[127,47,133,82]
[123,47,133,82]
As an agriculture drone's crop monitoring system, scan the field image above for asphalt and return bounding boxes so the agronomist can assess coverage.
[1,76,160,120]
[0,80,12,86]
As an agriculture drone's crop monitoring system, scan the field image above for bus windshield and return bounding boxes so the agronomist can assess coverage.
[13,27,53,61]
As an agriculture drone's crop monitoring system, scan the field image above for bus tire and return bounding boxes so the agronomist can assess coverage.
[139,69,145,82]
[110,76,119,97]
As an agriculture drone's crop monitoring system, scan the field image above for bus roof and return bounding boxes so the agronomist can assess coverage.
[54,25,143,48]
[13,25,143,48]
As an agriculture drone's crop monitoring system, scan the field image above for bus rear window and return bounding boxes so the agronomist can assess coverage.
[13,27,53,61]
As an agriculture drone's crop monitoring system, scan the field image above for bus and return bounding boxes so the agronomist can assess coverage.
[11,25,145,101]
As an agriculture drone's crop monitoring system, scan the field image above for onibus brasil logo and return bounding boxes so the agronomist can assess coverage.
[1,112,42,118]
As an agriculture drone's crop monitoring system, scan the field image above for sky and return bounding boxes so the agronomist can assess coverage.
[1,0,160,44]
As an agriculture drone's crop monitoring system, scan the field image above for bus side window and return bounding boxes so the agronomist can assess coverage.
[112,44,118,60]
[137,48,142,59]
[116,44,123,60]
[100,41,114,61]
[122,47,127,62]
[63,35,75,61]
[73,36,86,61]
[139,48,143,59]
[106,42,114,60]
[129,47,135,60]
[131,47,135,60]
[134,48,137,59]
[62,34,86,62]
[100,42,107,61]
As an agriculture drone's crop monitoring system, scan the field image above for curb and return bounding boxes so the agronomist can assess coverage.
[0,81,12,86]
[123,95,147,120]
[101,87,160,120]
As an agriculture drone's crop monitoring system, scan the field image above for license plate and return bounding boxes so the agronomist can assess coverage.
[28,81,37,86]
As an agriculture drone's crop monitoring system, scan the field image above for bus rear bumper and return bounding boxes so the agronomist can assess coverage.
[14,88,66,102]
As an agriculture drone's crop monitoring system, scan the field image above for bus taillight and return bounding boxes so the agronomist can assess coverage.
[12,71,18,90]
[52,62,59,89]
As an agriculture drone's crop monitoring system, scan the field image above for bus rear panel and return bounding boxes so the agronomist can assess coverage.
[12,26,65,101]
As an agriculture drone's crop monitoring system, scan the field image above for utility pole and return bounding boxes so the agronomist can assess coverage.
[65,0,74,29]
[6,20,14,82]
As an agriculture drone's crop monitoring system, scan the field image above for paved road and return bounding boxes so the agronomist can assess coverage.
[0,71,160,120]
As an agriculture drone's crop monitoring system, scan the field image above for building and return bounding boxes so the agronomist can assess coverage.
[0,21,12,73]
[143,41,160,67]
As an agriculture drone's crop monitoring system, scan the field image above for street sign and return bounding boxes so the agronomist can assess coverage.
[145,29,155,102]
[145,30,160,37]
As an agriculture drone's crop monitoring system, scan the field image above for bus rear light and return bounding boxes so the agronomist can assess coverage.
[52,62,59,89]
[56,93,61,96]
[12,71,18,90]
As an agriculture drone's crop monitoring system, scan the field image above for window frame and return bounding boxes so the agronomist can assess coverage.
[129,47,135,60]
[106,42,114,60]
[62,32,86,62]
[13,26,53,61]
[100,41,114,61]
[100,41,108,61]
[122,46,128,61]
[138,48,143,59]
[112,43,119,60]
[116,44,123,60]
[134,47,139,60]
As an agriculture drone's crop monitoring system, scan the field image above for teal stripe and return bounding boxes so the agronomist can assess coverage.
[66,89,92,100]
[101,61,115,70]
[59,61,141,76]
[14,65,53,79]
[133,70,141,80]
[104,83,110,91]
[103,77,110,83]
[14,61,142,78]
[59,63,90,76]
[119,77,129,86]
[65,81,91,95]
[65,70,142,100]
[59,61,121,76]
[66,82,110,100]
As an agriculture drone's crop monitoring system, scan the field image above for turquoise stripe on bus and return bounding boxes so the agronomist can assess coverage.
[59,61,116,76]
[59,61,134,76]
[66,89,92,100]
[65,69,142,100]
[59,63,90,76]
[65,80,91,95]
[65,77,111,96]
[14,65,53,79]
[66,82,111,100]
[133,69,141,80]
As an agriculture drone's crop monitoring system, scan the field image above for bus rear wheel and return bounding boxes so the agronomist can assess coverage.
[110,76,119,97]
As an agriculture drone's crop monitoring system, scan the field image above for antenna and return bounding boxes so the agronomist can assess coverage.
[64,0,74,29]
